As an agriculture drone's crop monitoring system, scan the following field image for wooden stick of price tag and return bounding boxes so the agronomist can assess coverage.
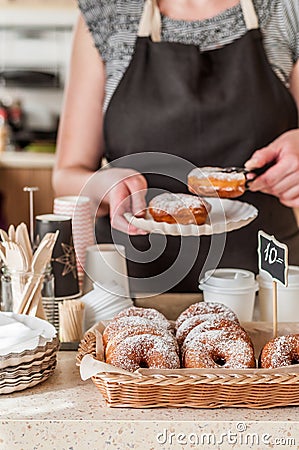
[258,231,288,338]
[272,280,277,338]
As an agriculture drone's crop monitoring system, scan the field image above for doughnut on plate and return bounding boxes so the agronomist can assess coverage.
[124,198,258,236]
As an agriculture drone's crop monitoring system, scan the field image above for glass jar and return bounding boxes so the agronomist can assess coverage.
[0,265,55,317]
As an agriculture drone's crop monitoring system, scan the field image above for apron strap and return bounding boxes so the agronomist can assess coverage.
[240,0,259,30]
[138,0,161,42]
[138,0,258,42]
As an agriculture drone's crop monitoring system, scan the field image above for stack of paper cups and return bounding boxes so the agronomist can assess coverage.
[53,196,95,285]
[83,244,130,297]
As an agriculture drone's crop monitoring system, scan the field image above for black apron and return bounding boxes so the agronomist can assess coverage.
[98,0,299,294]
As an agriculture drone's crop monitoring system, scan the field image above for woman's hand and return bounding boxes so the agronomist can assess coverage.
[244,129,299,207]
[100,168,148,235]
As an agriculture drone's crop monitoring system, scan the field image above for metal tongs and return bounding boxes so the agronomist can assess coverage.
[221,161,275,188]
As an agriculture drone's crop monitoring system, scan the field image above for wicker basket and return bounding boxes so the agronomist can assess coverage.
[77,322,299,409]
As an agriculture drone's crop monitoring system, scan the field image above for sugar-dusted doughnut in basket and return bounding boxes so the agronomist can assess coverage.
[176,301,255,369]
[113,306,173,331]
[180,317,252,352]
[188,166,246,198]
[183,329,256,369]
[103,306,180,372]
[106,333,180,372]
[175,301,239,330]
[102,315,173,347]
[260,334,299,369]
[176,313,220,347]
[105,323,179,355]
[148,192,211,225]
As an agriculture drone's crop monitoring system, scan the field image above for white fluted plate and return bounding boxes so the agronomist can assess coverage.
[124,198,258,236]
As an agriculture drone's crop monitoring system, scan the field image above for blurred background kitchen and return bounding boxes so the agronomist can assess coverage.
[0,0,77,228]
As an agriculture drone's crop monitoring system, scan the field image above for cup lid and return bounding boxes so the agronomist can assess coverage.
[35,214,71,222]
[199,268,256,289]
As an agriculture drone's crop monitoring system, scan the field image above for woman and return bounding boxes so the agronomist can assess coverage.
[53,0,299,294]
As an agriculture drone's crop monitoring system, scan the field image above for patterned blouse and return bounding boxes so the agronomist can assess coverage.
[78,0,299,111]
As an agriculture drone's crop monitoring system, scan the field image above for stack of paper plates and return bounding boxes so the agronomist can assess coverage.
[0,313,59,395]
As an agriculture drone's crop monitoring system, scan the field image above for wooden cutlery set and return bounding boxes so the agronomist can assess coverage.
[0,223,58,317]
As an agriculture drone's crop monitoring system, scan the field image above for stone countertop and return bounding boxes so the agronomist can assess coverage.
[1,351,299,449]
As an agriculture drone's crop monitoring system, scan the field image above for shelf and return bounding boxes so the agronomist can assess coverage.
[0,6,77,28]
[0,151,55,169]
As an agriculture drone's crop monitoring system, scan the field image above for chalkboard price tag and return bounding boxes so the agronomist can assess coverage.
[258,231,288,287]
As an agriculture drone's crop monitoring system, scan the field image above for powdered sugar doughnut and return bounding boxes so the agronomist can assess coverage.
[181,318,253,355]
[103,316,173,348]
[183,329,255,369]
[148,193,211,225]
[176,301,239,330]
[188,167,246,198]
[260,334,299,369]
[176,313,221,347]
[114,306,172,331]
[106,334,180,372]
[106,325,179,358]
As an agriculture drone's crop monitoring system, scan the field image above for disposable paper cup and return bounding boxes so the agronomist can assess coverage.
[83,244,130,297]
[257,266,299,322]
[199,268,258,322]
[53,196,95,282]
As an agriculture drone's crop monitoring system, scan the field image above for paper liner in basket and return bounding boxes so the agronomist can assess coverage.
[78,322,136,378]
[124,198,258,236]
[78,321,299,380]
[80,355,134,380]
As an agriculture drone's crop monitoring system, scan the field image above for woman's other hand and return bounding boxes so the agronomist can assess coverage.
[100,168,148,235]
[245,129,299,207]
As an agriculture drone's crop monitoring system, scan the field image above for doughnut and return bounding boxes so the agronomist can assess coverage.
[105,325,179,358]
[177,315,247,349]
[114,306,173,331]
[260,334,299,369]
[103,316,178,350]
[181,318,253,355]
[103,316,173,347]
[105,334,180,372]
[175,301,239,330]
[103,306,179,372]
[148,193,211,225]
[176,313,223,347]
[183,329,256,369]
[188,167,246,198]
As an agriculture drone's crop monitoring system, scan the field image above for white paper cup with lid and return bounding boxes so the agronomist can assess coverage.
[82,244,130,297]
[199,268,258,322]
[257,265,299,322]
